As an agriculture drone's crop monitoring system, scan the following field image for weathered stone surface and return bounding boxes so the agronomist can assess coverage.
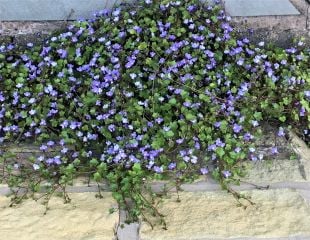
[241,159,306,183]
[290,131,310,180]
[230,0,309,47]
[140,189,310,240]
[225,0,300,17]
[0,21,66,35]
[0,193,118,240]
[117,210,140,240]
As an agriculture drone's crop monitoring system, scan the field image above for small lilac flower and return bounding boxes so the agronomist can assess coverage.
[112,8,121,17]
[47,141,55,146]
[237,58,244,66]
[40,145,48,151]
[271,147,278,155]
[155,117,163,124]
[57,49,67,58]
[153,166,163,173]
[258,41,265,47]
[33,164,40,170]
[281,59,287,65]
[233,124,242,133]
[200,167,209,175]
[235,147,241,153]
[130,73,137,79]
[249,147,256,153]
[251,120,259,127]
[300,107,305,117]
[222,170,231,178]
[133,26,142,34]
[29,109,36,115]
[168,162,176,170]
[108,124,116,132]
[125,58,135,69]
[163,126,170,132]
[277,127,285,137]
[304,91,310,98]
[214,122,221,128]
[244,133,254,141]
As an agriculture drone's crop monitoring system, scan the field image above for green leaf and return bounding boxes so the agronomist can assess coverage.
[253,112,262,120]
[138,42,148,50]
[90,158,99,167]
[93,172,102,182]
[165,131,174,138]
[279,116,286,122]
[185,113,195,121]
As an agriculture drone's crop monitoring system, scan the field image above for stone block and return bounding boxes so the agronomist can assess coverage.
[0,193,118,240]
[140,189,310,239]
[0,0,131,21]
[225,0,300,17]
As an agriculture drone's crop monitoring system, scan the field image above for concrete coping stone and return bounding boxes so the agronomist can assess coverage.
[0,0,130,21]
[0,0,302,21]
[224,0,300,17]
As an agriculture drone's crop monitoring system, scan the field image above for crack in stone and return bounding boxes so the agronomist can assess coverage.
[297,159,308,180]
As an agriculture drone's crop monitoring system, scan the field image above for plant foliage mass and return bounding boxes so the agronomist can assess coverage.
[0,0,309,225]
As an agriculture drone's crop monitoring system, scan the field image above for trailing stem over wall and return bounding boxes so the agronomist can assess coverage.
[0,0,309,226]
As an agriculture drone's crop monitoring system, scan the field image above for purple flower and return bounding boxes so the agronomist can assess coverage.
[33,164,40,170]
[281,59,287,65]
[125,57,135,69]
[29,109,36,115]
[249,147,256,153]
[234,147,241,153]
[237,58,244,66]
[251,120,259,127]
[187,5,196,12]
[108,124,116,132]
[233,124,242,133]
[40,145,48,151]
[215,138,225,147]
[153,166,163,173]
[277,127,285,137]
[163,126,170,132]
[155,117,163,124]
[300,107,305,117]
[57,49,67,58]
[112,8,121,17]
[168,162,176,170]
[47,141,55,146]
[258,41,265,47]
[243,133,253,141]
[214,121,221,128]
[304,91,310,98]
[200,167,209,175]
[222,170,231,178]
[271,147,278,155]
[133,26,142,34]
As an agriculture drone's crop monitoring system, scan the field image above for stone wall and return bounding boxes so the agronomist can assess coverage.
[0,0,309,47]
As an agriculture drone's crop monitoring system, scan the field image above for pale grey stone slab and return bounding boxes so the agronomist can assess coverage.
[117,210,140,240]
[0,0,130,21]
[1,181,309,196]
[225,0,300,17]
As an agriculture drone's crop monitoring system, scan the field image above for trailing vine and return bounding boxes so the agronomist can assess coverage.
[0,0,309,227]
